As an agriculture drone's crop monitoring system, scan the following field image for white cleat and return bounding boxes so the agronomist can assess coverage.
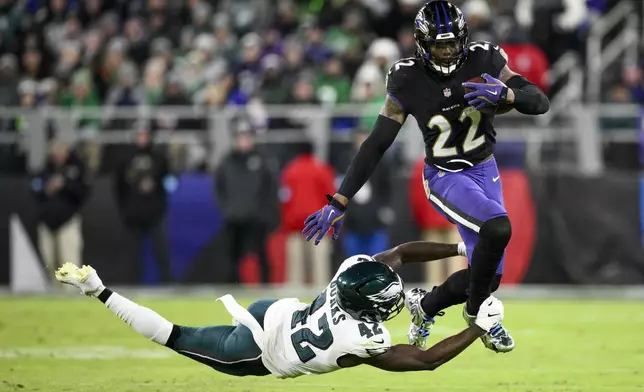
[55,263,104,296]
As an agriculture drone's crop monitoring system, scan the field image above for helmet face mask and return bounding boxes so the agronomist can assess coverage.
[335,260,405,324]
[414,1,469,76]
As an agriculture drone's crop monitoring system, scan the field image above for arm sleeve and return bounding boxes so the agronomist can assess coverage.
[336,115,402,199]
[336,61,409,200]
[506,75,550,115]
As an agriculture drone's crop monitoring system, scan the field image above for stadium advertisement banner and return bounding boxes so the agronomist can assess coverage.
[1,171,643,290]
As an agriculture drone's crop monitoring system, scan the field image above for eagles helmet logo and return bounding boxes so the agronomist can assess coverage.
[366,279,403,303]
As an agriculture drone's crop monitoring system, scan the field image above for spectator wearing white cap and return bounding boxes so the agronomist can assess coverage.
[462,0,496,43]
[351,38,399,102]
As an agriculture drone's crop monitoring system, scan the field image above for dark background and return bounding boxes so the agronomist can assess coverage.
[2,170,643,286]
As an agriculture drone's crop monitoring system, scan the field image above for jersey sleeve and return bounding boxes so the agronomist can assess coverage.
[491,45,509,73]
[331,254,376,281]
[385,59,416,113]
[468,41,508,77]
[349,324,393,358]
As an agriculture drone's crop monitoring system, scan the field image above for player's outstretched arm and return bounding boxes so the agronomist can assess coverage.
[500,65,550,115]
[303,92,408,244]
[331,95,407,206]
[337,296,504,372]
[337,325,485,372]
[372,241,463,271]
[367,325,485,371]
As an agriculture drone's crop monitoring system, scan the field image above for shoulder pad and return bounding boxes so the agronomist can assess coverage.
[385,57,419,93]
[467,41,508,71]
[349,323,392,358]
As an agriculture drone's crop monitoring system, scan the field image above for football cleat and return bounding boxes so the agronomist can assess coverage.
[405,288,444,348]
[55,263,104,296]
[462,306,515,353]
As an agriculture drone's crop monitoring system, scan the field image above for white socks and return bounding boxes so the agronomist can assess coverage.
[104,292,174,345]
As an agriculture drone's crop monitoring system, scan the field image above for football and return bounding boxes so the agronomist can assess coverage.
[464,76,513,114]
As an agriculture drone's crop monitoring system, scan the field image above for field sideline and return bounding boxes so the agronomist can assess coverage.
[1,296,643,392]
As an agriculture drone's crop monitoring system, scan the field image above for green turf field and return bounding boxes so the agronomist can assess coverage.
[0,297,642,391]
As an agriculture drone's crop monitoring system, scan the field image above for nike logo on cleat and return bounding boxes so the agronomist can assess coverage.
[374,339,385,344]
[488,313,501,317]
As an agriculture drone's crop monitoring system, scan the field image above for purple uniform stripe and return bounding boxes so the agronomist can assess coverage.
[387,93,406,112]
[441,2,450,32]
[435,4,442,34]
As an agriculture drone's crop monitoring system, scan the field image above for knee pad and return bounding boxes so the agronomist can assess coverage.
[479,216,512,247]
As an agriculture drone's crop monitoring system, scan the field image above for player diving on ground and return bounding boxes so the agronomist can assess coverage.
[303,0,549,354]
[55,240,504,377]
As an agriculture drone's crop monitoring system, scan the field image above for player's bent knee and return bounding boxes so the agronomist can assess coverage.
[479,216,511,247]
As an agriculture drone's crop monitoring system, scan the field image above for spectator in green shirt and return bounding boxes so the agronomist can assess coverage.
[315,57,351,104]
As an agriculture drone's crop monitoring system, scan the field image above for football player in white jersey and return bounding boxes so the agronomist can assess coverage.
[55,240,504,377]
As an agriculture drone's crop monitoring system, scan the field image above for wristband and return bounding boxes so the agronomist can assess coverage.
[325,194,346,211]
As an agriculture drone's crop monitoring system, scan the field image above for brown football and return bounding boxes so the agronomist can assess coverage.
[464,76,513,114]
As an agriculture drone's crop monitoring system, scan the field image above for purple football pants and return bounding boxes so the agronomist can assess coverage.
[422,157,506,274]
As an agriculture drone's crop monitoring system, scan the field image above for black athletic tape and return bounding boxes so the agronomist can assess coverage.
[98,288,113,304]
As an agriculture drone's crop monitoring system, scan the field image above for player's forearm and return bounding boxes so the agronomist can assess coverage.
[374,241,460,270]
[505,75,550,115]
[420,325,485,370]
[397,241,460,264]
[336,115,401,202]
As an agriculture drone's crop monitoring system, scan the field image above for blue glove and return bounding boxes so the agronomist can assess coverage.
[462,73,508,110]
[302,195,345,245]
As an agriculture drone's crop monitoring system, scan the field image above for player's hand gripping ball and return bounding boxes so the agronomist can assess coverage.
[463,74,513,115]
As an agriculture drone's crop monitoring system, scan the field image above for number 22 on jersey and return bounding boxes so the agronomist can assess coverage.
[430,106,484,158]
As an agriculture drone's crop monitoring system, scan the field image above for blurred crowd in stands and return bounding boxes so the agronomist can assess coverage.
[1,0,635,173]
[0,0,628,117]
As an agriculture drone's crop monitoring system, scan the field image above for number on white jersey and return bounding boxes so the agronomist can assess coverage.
[289,291,334,363]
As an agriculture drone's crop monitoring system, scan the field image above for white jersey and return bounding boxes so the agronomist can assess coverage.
[260,255,392,378]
